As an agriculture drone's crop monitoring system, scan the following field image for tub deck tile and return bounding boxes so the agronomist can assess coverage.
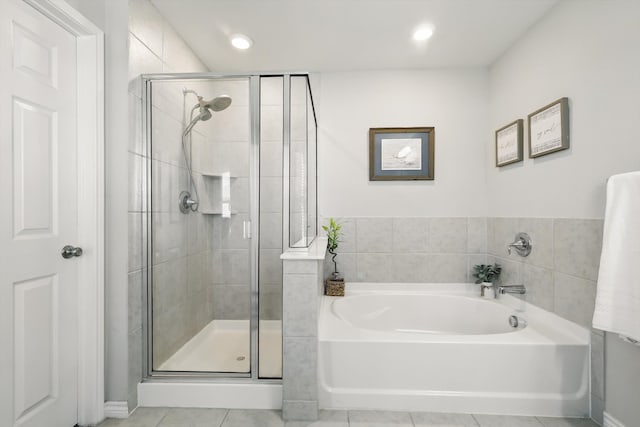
[473,414,544,427]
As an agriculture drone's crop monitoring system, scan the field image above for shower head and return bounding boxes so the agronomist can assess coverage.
[182,94,233,136]
[199,95,232,112]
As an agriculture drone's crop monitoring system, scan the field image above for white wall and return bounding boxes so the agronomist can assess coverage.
[317,69,488,218]
[488,0,640,219]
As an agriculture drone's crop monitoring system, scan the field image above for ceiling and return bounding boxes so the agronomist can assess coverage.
[150,0,559,72]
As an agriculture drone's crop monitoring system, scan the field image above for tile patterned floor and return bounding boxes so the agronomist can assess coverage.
[97,408,601,427]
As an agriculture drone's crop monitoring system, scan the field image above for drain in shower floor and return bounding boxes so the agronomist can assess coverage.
[236,356,245,361]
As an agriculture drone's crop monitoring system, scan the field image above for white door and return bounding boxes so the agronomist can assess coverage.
[0,0,79,426]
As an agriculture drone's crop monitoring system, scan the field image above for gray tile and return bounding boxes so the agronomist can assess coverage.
[487,217,519,258]
[127,328,142,409]
[392,217,429,253]
[220,214,250,250]
[282,400,318,421]
[472,414,543,427]
[427,218,467,253]
[129,152,144,212]
[523,264,554,312]
[391,253,430,282]
[128,271,143,333]
[285,412,348,427]
[554,273,597,328]
[590,332,605,400]
[260,177,283,213]
[262,212,284,249]
[491,256,523,286]
[284,260,319,275]
[283,274,318,336]
[222,409,284,427]
[412,411,479,426]
[425,254,468,282]
[260,283,283,320]
[554,219,603,281]
[261,249,283,285]
[129,0,164,57]
[128,93,144,155]
[356,253,394,282]
[283,337,317,400]
[519,218,553,269]
[536,417,600,427]
[105,407,168,427]
[158,408,228,426]
[128,212,144,272]
[221,249,250,284]
[356,218,393,252]
[333,218,356,253]
[348,410,413,427]
[467,217,487,254]
[211,284,250,319]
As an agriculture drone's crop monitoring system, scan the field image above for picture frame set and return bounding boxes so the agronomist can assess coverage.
[495,97,569,167]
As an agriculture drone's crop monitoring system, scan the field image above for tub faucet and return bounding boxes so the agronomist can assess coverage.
[496,285,526,298]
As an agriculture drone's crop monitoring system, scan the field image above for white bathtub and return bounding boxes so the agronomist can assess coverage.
[318,283,590,417]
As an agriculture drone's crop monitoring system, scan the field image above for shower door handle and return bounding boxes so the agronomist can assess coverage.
[243,221,252,239]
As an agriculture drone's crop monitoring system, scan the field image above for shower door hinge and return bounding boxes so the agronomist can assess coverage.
[243,220,252,239]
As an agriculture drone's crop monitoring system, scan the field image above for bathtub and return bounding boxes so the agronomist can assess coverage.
[318,283,590,417]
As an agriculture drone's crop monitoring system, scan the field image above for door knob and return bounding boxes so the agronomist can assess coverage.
[61,245,83,259]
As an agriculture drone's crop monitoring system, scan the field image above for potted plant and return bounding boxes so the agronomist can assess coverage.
[472,263,502,284]
[322,218,345,296]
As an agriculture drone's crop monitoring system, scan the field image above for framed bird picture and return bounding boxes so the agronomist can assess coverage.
[368,127,435,181]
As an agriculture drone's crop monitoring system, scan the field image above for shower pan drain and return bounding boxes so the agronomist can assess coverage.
[236,356,245,361]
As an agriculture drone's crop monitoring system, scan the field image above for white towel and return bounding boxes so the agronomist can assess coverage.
[592,171,640,342]
[221,172,231,218]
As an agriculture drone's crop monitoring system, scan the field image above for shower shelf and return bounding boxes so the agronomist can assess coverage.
[199,172,236,215]
[201,172,238,178]
[199,210,238,215]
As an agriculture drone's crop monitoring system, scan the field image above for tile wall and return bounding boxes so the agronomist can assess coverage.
[128,0,208,409]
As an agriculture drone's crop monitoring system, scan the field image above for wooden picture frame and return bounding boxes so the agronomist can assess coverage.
[369,127,435,181]
[495,119,523,167]
[528,97,570,158]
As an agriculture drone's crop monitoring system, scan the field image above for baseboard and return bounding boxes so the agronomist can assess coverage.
[103,401,129,419]
[603,411,626,427]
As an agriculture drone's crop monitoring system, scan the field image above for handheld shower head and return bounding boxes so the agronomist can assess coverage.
[200,95,232,112]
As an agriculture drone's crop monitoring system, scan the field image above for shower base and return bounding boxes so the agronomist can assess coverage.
[158,319,282,378]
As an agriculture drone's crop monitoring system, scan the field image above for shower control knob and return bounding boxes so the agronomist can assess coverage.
[61,245,83,259]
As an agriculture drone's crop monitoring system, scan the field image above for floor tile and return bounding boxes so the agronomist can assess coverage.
[348,410,413,427]
[158,407,228,426]
[98,407,169,427]
[221,409,285,427]
[412,411,479,426]
[286,409,349,426]
[473,414,544,427]
[536,417,600,427]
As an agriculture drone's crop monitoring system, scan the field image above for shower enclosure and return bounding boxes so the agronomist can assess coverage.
[141,74,317,381]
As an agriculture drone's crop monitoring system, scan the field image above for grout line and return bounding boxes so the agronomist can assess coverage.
[219,408,230,427]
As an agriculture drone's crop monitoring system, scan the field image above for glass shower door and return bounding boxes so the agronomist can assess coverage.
[148,77,253,374]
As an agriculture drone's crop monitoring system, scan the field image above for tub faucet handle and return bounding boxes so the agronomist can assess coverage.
[507,232,532,257]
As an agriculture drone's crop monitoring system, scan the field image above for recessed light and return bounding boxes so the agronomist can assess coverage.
[412,27,434,42]
[230,34,253,50]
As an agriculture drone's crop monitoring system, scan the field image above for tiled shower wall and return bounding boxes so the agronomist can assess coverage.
[128,0,208,409]
[321,215,605,421]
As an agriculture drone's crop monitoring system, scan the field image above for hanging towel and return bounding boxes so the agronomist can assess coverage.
[592,171,640,342]
[221,172,231,218]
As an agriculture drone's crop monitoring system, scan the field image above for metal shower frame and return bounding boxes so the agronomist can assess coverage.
[140,72,318,383]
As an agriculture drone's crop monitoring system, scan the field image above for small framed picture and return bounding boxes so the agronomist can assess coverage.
[369,127,434,181]
[495,119,523,167]
[528,97,570,158]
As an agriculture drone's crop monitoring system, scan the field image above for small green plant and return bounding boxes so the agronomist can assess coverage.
[322,218,342,277]
[472,264,502,284]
